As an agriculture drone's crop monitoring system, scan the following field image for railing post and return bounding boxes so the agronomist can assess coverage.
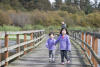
[38,32,39,42]
[24,34,27,54]
[85,33,88,54]
[81,32,84,53]
[91,36,95,67]
[87,34,91,57]
[30,33,33,51]
[5,34,9,66]
[94,37,98,67]
[16,34,20,58]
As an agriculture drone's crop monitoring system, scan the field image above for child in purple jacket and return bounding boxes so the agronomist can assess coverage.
[55,28,71,65]
[46,32,56,62]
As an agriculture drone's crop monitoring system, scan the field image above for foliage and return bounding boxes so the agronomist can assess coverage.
[0,10,12,25]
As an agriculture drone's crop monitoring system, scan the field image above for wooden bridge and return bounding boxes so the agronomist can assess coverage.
[0,30,100,67]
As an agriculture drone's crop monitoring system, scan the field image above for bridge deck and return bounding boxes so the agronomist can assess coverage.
[7,39,91,67]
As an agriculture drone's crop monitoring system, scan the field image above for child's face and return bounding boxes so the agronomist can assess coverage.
[62,29,66,35]
[50,34,54,38]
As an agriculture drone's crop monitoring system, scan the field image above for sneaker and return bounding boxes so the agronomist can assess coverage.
[52,58,55,62]
[61,62,65,65]
[67,60,70,64]
[49,58,52,62]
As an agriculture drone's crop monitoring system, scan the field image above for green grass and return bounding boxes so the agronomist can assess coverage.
[0,35,31,40]
[68,26,97,32]
[0,25,22,31]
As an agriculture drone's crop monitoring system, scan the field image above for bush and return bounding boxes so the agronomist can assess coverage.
[86,12,100,27]
[31,10,64,26]
[0,25,21,31]
[0,9,99,31]
[46,25,61,34]
[0,3,12,10]
[33,25,44,30]
[23,24,33,30]
[0,10,12,25]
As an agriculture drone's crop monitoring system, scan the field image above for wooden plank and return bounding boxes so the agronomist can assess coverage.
[7,35,45,51]
[7,37,91,67]
[0,60,6,66]
[6,51,24,62]
[0,47,7,53]
[6,30,45,35]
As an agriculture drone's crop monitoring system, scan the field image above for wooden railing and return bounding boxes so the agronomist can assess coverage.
[0,30,45,67]
[69,30,100,67]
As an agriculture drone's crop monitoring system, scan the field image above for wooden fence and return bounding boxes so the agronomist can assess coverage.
[70,30,100,67]
[0,30,45,67]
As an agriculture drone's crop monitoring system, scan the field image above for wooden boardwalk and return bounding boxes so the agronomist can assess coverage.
[7,38,91,67]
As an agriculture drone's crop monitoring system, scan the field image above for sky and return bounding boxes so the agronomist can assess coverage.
[49,0,100,4]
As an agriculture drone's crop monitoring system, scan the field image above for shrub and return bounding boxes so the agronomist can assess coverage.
[23,24,33,30]
[86,12,100,27]
[0,10,12,25]
[0,25,21,31]
[33,25,44,30]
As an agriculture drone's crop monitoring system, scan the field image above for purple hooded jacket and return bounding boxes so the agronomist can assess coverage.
[46,38,56,50]
[55,34,71,51]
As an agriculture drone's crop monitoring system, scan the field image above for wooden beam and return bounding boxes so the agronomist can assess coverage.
[16,34,20,58]
[24,34,27,54]
[91,36,95,66]
[30,33,33,51]
[94,37,98,67]
[81,32,84,54]
[87,34,91,57]
[4,34,9,66]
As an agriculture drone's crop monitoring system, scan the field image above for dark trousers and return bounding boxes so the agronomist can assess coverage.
[60,50,70,62]
[49,50,55,59]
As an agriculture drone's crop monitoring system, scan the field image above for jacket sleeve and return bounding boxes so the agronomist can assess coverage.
[55,36,60,45]
[66,36,71,51]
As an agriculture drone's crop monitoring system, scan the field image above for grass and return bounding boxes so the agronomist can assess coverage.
[68,26,97,32]
[0,25,22,31]
[0,35,31,41]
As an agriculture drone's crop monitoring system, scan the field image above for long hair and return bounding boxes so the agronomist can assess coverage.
[60,28,69,35]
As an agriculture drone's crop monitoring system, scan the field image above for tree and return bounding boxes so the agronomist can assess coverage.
[80,0,92,14]
[94,0,98,8]
[19,0,34,10]
[55,0,62,9]
[98,2,100,9]
[34,0,51,10]
[20,0,51,10]
[10,0,23,10]
[65,0,71,5]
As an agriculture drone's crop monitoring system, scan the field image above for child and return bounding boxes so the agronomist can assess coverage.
[55,28,71,65]
[46,32,56,62]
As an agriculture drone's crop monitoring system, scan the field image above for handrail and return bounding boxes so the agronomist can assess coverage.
[0,30,45,67]
[69,30,100,67]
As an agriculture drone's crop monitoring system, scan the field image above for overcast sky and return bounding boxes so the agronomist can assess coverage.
[49,0,100,4]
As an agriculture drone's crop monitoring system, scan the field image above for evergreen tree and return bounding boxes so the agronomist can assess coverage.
[55,0,62,9]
